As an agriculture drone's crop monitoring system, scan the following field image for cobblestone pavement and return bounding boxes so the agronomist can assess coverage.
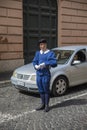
[0,83,87,130]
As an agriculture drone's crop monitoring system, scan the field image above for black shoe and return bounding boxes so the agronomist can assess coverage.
[36,104,45,111]
[44,105,50,112]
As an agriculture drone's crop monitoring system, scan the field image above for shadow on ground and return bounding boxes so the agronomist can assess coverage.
[50,98,87,110]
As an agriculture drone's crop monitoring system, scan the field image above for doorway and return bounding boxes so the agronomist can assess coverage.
[23,0,57,63]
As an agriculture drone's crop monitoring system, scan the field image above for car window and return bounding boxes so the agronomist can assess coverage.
[72,49,86,63]
[53,50,74,64]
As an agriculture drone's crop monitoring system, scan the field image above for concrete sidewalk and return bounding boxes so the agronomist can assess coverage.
[0,71,13,86]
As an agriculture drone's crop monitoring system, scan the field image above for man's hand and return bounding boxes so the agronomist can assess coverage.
[35,65,40,70]
[39,63,45,69]
[35,63,45,70]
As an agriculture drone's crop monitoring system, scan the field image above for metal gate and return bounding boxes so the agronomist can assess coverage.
[23,0,57,64]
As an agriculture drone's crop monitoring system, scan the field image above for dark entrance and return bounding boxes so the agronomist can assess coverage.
[23,0,57,64]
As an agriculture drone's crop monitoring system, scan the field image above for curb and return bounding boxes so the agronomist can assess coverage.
[0,80,11,87]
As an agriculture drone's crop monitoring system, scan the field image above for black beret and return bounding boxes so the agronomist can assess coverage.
[38,39,47,44]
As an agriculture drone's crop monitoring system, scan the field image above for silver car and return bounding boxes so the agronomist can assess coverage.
[11,45,87,96]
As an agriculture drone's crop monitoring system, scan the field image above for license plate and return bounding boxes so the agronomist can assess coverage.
[17,81,24,86]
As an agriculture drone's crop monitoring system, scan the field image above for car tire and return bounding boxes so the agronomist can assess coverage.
[52,76,68,96]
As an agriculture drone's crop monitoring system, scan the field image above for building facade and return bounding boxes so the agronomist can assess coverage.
[0,0,87,72]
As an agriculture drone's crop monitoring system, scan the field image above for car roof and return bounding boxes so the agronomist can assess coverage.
[52,45,87,51]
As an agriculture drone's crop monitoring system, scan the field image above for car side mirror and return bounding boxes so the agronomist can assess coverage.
[72,60,81,65]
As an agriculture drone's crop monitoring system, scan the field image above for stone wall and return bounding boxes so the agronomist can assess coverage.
[0,0,87,72]
[59,0,87,46]
[0,0,24,72]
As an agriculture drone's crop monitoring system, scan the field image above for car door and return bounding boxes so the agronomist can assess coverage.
[69,49,87,86]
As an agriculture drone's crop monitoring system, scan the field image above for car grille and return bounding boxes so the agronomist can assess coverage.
[17,74,23,79]
[17,74,30,80]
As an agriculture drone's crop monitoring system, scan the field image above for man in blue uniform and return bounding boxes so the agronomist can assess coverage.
[33,39,57,112]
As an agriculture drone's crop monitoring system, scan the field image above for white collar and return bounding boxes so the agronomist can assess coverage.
[40,49,50,54]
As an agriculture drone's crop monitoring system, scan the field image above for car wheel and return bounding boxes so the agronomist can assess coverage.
[52,76,68,96]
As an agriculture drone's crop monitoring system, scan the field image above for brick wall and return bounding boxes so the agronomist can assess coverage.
[1,0,87,72]
[59,0,87,46]
[0,0,24,72]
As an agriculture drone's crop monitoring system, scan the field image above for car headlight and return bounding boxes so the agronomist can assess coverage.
[30,74,36,82]
[13,71,17,78]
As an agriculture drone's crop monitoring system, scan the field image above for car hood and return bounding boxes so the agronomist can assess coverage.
[15,63,66,75]
[15,63,36,74]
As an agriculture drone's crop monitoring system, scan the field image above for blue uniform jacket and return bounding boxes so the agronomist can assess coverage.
[33,50,57,76]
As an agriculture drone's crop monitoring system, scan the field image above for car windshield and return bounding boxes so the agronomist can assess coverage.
[53,50,74,64]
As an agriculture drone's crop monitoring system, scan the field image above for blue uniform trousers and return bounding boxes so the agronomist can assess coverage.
[36,74,50,105]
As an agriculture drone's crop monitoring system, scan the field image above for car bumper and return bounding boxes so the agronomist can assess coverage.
[11,77,38,93]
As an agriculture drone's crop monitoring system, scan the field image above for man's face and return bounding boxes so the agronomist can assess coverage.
[40,43,47,51]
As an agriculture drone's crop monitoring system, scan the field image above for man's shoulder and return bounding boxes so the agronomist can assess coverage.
[36,50,40,54]
[49,50,54,54]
